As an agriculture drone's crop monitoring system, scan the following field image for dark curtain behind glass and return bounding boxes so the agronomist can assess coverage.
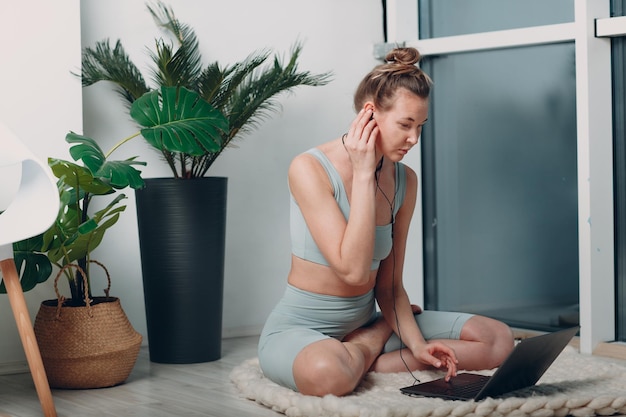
[419,1,578,331]
[419,0,574,39]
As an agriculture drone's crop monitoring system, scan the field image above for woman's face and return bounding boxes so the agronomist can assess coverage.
[371,88,429,162]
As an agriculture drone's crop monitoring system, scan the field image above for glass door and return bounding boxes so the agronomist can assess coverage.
[379,0,620,350]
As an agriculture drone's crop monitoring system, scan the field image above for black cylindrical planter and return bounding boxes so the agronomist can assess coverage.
[135,177,227,363]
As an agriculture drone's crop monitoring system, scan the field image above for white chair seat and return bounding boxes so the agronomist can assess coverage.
[0,122,59,260]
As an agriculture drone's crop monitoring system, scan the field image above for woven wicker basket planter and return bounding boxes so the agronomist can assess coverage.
[33,262,142,389]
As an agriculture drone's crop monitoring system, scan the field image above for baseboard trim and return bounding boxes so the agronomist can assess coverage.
[590,341,626,361]
[0,361,28,376]
[222,325,263,339]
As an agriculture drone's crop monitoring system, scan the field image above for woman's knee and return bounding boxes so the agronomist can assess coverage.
[293,340,360,397]
[462,316,515,367]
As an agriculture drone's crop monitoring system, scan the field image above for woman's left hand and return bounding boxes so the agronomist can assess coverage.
[413,341,459,381]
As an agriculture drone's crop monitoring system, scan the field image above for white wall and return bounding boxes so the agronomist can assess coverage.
[80,0,425,341]
[0,0,426,367]
[0,0,82,368]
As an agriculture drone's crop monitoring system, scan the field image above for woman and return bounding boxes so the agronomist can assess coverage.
[258,47,514,397]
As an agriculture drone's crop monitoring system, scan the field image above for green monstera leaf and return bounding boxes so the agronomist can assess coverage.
[49,157,114,197]
[130,86,229,156]
[44,193,126,265]
[65,133,146,190]
[0,235,53,293]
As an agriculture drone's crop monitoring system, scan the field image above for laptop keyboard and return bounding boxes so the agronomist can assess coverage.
[445,377,489,397]
[416,374,491,398]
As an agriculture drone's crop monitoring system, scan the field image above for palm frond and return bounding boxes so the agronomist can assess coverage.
[199,51,271,111]
[146,1,183,43]
[226,42,332,141]
[79,39,150,105]
[197,63,226,106]
[192,42,332,176]
[79,1,333,179]
[147,1,203,90]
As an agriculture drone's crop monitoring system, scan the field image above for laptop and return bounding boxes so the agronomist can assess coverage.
[400,326,579,401]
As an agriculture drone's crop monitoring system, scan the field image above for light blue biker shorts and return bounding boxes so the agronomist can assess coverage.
[257,284,473,391]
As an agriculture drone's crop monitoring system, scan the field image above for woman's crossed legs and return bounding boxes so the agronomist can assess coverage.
[293,312,514,397]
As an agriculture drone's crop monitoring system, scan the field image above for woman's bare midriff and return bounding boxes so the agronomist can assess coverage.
[287,254,377,297]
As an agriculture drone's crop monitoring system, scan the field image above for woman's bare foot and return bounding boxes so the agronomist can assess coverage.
[343,315,394,362]
[343,304,420,357]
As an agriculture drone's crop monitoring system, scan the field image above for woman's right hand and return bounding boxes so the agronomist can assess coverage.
[341,108,379,175]
[413,341,459,381]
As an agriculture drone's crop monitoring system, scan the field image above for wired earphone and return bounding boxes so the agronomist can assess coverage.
[374,154,421,385]
[343,130,421,385]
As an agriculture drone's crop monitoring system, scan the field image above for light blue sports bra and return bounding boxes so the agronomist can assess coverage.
[290,148,407,270]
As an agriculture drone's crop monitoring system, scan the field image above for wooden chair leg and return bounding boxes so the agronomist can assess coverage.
[1,258,57,417]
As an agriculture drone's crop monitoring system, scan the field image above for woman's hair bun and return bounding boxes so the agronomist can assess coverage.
[385,47,421,66]
[352,46,431,110]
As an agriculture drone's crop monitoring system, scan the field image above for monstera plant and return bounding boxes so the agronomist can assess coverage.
[0,85,226,389]
[2,85,227,303]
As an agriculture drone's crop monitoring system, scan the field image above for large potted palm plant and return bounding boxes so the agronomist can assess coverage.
[78,1,331,363]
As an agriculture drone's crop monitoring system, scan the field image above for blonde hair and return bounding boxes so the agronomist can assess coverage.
[353,47,432,112]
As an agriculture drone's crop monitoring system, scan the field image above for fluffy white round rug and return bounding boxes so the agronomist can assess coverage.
[230,346,626,417]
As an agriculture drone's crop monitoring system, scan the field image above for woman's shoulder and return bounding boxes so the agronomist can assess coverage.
[289,148,329,187]
[290,141,342,172]
[397,161,417,183]
[290,148,322,172]
[395,161,418,207]
[289,142,344,194]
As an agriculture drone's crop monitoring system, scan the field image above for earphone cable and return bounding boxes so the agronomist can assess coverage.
[375,160,421,384]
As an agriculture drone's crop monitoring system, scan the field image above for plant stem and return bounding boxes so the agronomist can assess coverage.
[105,132,141,158]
